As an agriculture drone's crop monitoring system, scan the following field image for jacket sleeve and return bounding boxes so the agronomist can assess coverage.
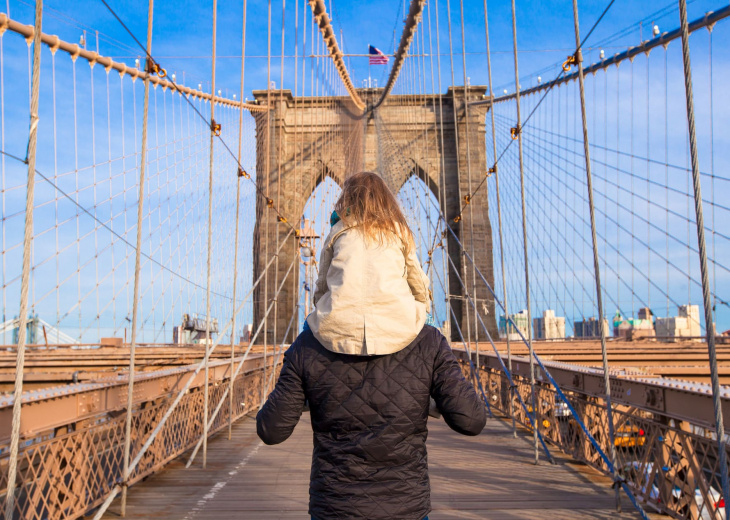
[313,233,334,306]
[404,245,431,311]
[256,344,306,445]
[430,332,486,436]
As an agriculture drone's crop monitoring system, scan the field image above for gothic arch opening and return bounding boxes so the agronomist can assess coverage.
[299,175,342,325]
[397,175,449,332]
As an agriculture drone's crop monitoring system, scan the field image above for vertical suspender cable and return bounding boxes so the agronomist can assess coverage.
[121,0,153,514]
[444,0,473,358]
[570,0,620,510]
[293,0,299,334]
[4,1,42,517]
[482,0,515,437]
[203,0,218,469]
[229,0,247,441]
[677,0,730,516]
[457,0,480,386]
[432,0,451,337]
[273,0,286,353]
[262,0,272,408]
[509,0,540,465]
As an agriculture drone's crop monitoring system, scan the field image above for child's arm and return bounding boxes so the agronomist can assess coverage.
[404,246,431,310]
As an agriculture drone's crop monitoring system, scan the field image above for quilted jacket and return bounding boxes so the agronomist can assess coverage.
[306,220,431,356]
[256,325,487,520]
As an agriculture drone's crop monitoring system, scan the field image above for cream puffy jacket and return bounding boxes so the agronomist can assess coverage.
[306,221,431,356]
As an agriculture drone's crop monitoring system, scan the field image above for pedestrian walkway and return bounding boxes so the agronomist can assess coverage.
[102,412,658,519]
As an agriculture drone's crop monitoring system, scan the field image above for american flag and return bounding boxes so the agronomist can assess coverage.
[369,45,388,65]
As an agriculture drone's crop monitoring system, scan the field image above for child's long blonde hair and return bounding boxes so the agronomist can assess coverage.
[334,172,414,253]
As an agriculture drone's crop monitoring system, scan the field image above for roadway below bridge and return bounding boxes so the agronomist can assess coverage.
[0,344,271,392]
[2,338,728,392]
[99,412,660,520]
[486,339,730,385]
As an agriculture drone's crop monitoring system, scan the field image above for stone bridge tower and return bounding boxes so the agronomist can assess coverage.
[252,87,499,344]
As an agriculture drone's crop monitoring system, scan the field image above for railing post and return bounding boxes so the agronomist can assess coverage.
[676,1,730,517]
[4,1,42,518]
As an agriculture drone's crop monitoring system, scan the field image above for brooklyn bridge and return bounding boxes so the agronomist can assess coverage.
[0,0,729,518]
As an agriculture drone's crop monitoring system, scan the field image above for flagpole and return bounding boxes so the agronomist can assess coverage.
[368,43,371,88]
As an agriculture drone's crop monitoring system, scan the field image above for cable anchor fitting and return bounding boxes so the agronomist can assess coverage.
[453,215,462,223]
[510,126,521,140]
[463,194,471,205]
[145,58,167,78]
[277,216,287,223]
[211,119,221,136]
[562,51,582,72]
[487,164,497,177]
[237,167,250,179]
[266,198,274,208]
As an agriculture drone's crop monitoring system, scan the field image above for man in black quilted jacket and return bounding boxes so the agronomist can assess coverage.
[256,325,487,520]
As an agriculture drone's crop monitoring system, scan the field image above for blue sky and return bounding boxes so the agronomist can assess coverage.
[6,0,725,99]
[1,0,728,341]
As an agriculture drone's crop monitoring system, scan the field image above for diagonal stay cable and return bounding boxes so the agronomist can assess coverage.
[392,115,648,513]
[185,257,299,468]
[91,249,297,520]
[0,149,247,303]
[443,217,651,519]
[97,0,298,234]
[506,123,726,319]
[450,0,616,224]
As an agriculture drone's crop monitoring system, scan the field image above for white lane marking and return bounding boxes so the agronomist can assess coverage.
[183,441,263,520]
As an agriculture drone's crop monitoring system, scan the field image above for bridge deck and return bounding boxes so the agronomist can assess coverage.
[101,413,657,520]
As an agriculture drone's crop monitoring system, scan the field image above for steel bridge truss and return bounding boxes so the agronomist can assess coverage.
[0,354,282,520]
[455,349,730,520]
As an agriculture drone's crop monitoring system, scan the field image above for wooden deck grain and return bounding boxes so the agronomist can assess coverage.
[99,413,659,519]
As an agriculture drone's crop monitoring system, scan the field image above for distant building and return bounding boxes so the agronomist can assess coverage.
[240,324,253,344]
[574,317,609,339]
[533,309,565,340]
[613,307,656,340]
[173,313,219,345]
[656,305,701,341]
[499,310,529,340]
[5,314,77,345]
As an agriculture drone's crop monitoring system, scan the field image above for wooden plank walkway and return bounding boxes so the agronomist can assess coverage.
[99,413,659,519]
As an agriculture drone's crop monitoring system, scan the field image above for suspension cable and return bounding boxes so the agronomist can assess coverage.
[228,0,247,443]
[4,0,42,517]
[450,0,617,224]
[95,1,298,235]
[200,0,218,470]
[307,0,364,110]
[509,0,541,466]
[570,0,620,510]
[677,0,730,515]
[372,0,426,110]
[482,0,516,437]
[120,0,153,514]
[90,229,294,520]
